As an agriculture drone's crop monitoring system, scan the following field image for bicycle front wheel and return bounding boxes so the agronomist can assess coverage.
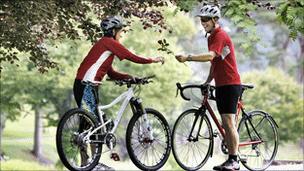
[56,108,102,171]
[126,108,171,171]
[238,110,278,171]
[172,109,213,171]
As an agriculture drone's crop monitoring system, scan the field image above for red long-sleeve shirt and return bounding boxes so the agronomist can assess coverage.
[76,37,153,83]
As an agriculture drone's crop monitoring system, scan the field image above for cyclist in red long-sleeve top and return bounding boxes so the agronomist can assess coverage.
[75,32,156,84]
[74,16,163,113]
[74,16,163,168]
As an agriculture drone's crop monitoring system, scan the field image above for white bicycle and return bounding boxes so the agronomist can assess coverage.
[56,76,171,171]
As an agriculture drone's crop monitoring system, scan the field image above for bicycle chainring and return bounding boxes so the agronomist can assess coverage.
[105,133,117,149]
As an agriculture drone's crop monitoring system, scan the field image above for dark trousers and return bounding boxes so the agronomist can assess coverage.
[73,79,100,131]
[73,79,99,110]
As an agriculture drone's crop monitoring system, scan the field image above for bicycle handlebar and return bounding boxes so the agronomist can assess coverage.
[176,83,255,101]
[108,75,156,87]
[176,82,216,101]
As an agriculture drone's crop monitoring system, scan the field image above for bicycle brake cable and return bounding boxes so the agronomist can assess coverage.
[134,84,142,97]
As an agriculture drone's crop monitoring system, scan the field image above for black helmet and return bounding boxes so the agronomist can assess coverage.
[100,16,125,37]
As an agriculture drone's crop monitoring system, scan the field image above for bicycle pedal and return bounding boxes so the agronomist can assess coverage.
[110,153,120,161]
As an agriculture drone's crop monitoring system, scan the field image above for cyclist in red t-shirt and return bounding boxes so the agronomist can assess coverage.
[74,16,163,168]
[175,5,241,171]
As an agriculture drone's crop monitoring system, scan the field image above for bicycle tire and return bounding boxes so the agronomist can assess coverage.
[238,110,278,171]
[172,109,213,171]
[56,108,102,171]
[126,108,171,171]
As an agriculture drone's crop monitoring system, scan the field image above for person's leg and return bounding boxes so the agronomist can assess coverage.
[73,80,89,166]
[73,79,85,108]
[92,85,100,120]
[213,85,241,170]
[82,84,99,118]
[221,114,239,159]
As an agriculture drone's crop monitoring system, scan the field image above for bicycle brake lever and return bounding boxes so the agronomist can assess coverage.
[175,83,182,97]
[175,88,179,97]
[159,57,165,65]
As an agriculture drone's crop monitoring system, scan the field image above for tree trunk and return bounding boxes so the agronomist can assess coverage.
[55,90,73,118]
[297,36,304,83]
[0,113,6,160]
[279,37,290,70]
[33,106,43,159]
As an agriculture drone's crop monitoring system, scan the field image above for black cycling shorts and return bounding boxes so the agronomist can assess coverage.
[215,85,242,114]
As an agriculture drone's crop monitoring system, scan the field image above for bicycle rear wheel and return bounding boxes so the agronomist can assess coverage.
[238,110,278,171]
[56,108,102,171]
[126,108,171,171]
[172,109,213,171]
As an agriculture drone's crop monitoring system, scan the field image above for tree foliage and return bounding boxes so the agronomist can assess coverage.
[1,0,303,72]
[242,68,303,143]
[0,0,171,72]
[276,0,304,39]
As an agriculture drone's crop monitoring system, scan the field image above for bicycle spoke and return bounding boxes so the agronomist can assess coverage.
[151,144,162,162]
[153,139,167,151]
[71,147,80,166]
[194,141,207,157]
[185,145,191,166]
[192,144,199,166]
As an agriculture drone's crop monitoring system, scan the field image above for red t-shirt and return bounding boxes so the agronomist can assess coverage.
[76,37,153,83]
[208,27,241,87]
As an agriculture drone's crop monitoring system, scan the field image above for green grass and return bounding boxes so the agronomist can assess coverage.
[1,159,53,171]
[276,142,304,160]
[1,113,59,170]
[3,118,34,139]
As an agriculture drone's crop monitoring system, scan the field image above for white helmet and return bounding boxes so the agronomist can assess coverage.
[196,5,221,18]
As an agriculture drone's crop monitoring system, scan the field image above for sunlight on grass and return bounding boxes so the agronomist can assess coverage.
[1,159,54,170]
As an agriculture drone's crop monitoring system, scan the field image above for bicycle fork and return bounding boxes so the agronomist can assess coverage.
[188,107,215,158]
[130,97,154,140]
[189,107,206,141]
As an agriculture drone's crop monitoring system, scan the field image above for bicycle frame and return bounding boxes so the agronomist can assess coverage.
[99,87,134,133]
[83,87,134,142]
[201,93,263,148]
[83,86,153,143]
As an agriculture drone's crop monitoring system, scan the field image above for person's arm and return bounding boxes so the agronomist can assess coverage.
[107,66,132,80]
[103,38,154,64]
[175,51,216,63]
[204,65,214,84]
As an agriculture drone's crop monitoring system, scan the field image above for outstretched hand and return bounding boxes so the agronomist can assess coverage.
[153,56,165,64]
[175,55,187,63]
